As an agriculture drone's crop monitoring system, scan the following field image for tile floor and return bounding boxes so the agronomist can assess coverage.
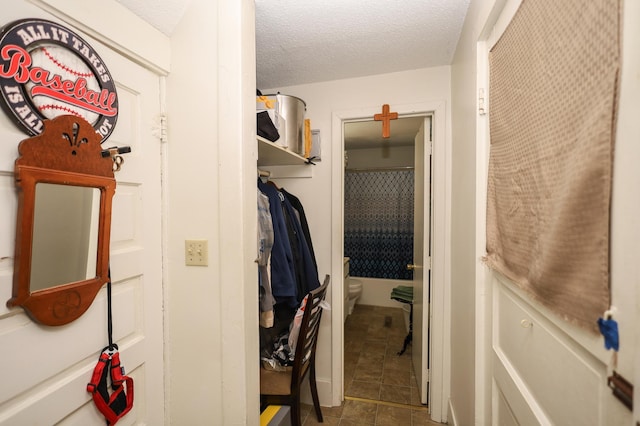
[299,304,440,425]
[344,304,420,406]
[299,399,438,425]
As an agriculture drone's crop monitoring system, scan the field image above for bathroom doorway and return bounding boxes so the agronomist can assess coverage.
[342,115,431,408]
[331,101,449,421]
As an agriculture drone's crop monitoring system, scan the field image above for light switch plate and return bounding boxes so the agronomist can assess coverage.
[185,240,208,266]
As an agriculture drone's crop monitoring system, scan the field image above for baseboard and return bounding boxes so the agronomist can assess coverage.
[299,377,333,407]
[448,399,458,426]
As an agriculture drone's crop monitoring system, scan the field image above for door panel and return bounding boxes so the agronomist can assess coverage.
[411,116,431,404]
[484,0,635,424]
[494,280,605,425]
[495,388,520,426]
[0,4,163,424]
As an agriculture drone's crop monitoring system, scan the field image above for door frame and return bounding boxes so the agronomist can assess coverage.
[474,2,530,423]
[331,101,450,422]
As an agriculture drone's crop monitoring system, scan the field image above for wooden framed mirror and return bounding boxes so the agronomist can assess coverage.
[7,115,116,326]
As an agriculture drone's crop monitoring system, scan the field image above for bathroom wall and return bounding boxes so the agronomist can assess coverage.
[346,146,414,169]
[355,277,412,309]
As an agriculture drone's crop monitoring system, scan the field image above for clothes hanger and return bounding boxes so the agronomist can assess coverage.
[258,169,270,183]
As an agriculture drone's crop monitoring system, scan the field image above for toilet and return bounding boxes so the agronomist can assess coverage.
[347,278,363,315]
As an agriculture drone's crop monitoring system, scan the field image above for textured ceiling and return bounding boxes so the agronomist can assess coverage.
[345,116,425,149]
[117,0,468,148]
[256,0,470,89]
[117,0,470,90]
[115,0,190,36]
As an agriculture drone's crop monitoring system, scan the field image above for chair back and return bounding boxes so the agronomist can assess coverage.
[291,275,330,387]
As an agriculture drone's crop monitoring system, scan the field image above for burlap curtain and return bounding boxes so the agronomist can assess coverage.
[485,0,620,332]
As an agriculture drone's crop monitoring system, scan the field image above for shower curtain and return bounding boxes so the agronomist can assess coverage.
[344,169,414,280]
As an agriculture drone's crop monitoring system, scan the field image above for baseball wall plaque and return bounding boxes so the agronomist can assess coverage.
[0,19,118,142]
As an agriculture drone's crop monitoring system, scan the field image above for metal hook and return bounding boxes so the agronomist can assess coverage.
[112,155,124,172]
[101,146,131,172]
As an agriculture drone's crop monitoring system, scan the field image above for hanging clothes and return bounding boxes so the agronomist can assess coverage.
[257,178,321,361]
[257,190,275,328]
[258,179,320,306]
[258,179,298,307]
[281,194,320,303]
[281,188,318,274]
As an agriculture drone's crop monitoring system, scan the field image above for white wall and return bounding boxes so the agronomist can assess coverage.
[165,1,221,422]
[353,277,411,308]
[450,0,499,424]
[346,145,414,169]
[165,0,259,424]
[609,0,640,407]
[264,66,451,405]
[626,5,640,422]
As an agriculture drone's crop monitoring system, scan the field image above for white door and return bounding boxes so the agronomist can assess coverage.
[411,116,431,405]
[480,1,637,424]
[0,4,164,425]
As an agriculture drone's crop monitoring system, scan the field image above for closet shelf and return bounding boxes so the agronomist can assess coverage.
[257,136,308,166]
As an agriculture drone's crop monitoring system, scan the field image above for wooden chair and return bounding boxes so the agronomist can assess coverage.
[260,275,330,426]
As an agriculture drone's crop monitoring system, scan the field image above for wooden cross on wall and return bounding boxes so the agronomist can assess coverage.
[374,104,398,138]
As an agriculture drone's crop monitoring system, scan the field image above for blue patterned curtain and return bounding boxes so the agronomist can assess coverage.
[344,169,414,280]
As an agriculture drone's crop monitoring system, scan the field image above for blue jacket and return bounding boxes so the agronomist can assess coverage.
[258,180,319,307]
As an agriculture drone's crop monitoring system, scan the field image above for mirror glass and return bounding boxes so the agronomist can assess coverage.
[30,183,100,292]
[8,115,116,326]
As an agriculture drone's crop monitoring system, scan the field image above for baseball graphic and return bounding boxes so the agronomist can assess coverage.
[25,45,101,125]
[0,19,119,140]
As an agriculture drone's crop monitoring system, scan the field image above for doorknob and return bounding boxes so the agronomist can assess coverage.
[406,264,419,270]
